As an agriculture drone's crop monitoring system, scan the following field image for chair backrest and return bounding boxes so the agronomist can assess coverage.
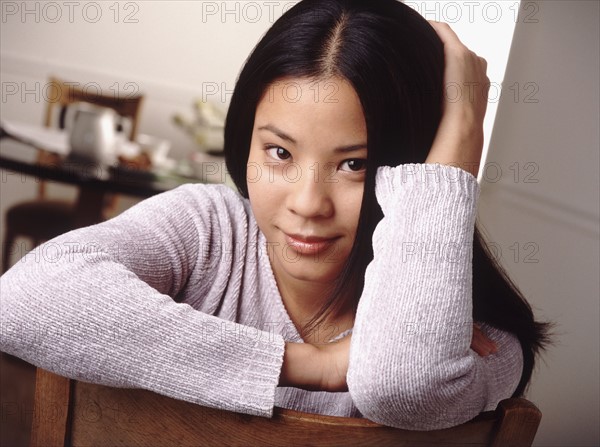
[36,76,144,198]
[43,76,144,142]
[30,368,542,447]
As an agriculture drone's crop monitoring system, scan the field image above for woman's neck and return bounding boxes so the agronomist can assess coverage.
[275,276,355,344]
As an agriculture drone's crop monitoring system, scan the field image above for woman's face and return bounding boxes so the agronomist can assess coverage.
[247,76,367,289]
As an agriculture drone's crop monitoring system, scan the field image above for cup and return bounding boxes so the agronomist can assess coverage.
[136,134,171,168]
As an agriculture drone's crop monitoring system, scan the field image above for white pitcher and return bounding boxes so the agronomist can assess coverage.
[69,106,117,164]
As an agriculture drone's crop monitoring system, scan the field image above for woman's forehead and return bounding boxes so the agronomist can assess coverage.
[255,77,367,141]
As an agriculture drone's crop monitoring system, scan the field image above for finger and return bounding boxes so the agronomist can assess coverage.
[471,326,498,355]
[471,338,491,356]
[478,56,488,71]
[473,337,495,356]
[476,332,498,354]
[471,327,488,356]
[476,326,498,353]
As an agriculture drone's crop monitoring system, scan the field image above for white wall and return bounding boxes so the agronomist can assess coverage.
[1,1,598,445]
[477,1,600,445]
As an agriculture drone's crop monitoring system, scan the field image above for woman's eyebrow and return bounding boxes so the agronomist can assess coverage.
[257,124,367,153]
[333,144,368,154]
[258,124,296,144]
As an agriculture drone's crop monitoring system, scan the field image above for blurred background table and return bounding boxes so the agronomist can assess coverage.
[0,123,209,228]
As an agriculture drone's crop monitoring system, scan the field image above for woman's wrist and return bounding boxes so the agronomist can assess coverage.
[279,342,323,391]
[279,337,351,392]
[426,122,484,178]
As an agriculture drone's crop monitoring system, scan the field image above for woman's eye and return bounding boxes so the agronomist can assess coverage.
[265,146,291,161]
[340,159,366,173]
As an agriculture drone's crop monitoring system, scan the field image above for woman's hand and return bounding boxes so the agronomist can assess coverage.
[425,21,490,178]
[280,324,496,392]
[313,334,352,392]
[471,323,498,356]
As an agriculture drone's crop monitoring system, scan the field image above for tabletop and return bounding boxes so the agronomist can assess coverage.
[0,124,213,199]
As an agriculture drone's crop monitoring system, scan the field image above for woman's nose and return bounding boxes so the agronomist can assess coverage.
[285,164,334,218]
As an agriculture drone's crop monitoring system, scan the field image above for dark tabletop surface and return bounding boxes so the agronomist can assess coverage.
[0,129,206,199]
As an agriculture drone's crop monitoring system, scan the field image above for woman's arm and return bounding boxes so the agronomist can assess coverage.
[346,163,522,430]
[0,184,287,417]
[344,22,522,430]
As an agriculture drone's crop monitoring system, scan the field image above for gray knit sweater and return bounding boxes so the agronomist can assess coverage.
[0,163,523,430]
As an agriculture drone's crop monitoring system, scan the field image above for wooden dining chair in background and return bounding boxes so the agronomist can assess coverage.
[30,368,542,447]
[2,76,144,273]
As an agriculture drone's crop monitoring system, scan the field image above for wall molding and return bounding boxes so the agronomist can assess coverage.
[0,51,227,107]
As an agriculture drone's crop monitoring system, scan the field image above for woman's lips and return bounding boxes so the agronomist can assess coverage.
[284,233,339,255]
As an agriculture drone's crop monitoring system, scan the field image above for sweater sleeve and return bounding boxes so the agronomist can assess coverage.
[346,163,523,430]
[0,184,285,417]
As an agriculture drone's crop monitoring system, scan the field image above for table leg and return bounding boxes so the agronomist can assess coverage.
[73,187,106,228]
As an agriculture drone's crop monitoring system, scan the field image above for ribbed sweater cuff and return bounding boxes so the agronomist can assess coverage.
[375,163,480,211]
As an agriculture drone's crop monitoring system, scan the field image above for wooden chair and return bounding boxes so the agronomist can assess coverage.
[30,368,541,447]
[2,76,144,273]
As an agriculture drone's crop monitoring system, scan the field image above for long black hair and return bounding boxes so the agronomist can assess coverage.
[224,0,551,397]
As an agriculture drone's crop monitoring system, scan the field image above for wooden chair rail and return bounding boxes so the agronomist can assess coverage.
[30,368,541,447]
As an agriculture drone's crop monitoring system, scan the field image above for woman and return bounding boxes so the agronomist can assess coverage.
[0,0,550,431]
